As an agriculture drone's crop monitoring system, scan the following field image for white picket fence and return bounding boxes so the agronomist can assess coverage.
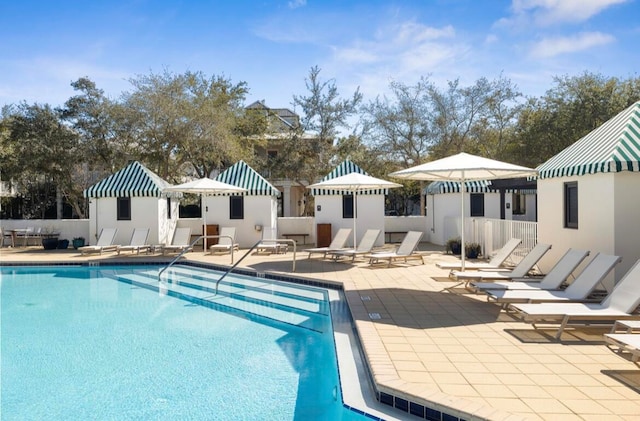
[469,218,538,264]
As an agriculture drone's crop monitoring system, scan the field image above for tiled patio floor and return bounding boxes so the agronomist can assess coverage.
[2,243,639,420]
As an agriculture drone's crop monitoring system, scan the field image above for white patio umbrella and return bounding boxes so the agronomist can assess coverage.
[307,172,402,248]
[389,152,537,271]
[164,178,247,250]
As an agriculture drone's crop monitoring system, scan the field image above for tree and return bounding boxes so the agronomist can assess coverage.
[511,72,640,167]
[2,103,82,218]
[277,66,363,215]
[121,70,255,180]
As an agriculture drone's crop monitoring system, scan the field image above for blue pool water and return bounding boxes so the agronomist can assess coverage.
[1,265,371,420]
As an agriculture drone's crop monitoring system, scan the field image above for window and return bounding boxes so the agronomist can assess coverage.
[564,182,578,229]
[512,192,526,215]
[230,196,244,220]
[117,197,131,220]
[342,195,354,219]
[166,198,171,219]
[470,193,484,217]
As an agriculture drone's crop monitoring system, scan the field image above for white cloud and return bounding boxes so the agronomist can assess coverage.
[505,0,629,26]
[288,0,306,10]
[323,21,467,100]
[529,31,615,58]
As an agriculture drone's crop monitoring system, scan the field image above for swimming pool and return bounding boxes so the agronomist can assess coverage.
[1,264,377,420]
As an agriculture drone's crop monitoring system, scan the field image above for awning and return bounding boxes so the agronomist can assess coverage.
[83,161,176,198]
[215,160,280,196]
[537,101,640,179]
[423,180,537,195]
[311,160,389,195]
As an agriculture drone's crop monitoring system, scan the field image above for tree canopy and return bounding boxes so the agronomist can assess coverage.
[1,68,639,219]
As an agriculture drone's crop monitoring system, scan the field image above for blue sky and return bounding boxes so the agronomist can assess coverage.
[1,0,638,111]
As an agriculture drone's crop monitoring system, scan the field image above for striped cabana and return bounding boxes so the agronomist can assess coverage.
[311,160,389,195]
[215,160,280,196]
[423,180,536,195]
[424,180,495,195]
[537,101,640,179]
[83,161,179,198]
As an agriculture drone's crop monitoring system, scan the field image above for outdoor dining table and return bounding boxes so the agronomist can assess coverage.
[7,229,29,248]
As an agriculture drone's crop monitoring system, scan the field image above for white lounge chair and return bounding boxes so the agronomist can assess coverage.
[255,227,288,255]
[365,231,424,267]
[469,249,590,293]
[116,228,151,255]
[510,259,640,339]
[79,228,119,255]
[603,333,640,361]
[452,243,552,288]
[209,227,239,254]
[437,238,522,272]
[162,228,192,255]
[484,253,621,307]
[328,229,381,262]
[306,228,352,259]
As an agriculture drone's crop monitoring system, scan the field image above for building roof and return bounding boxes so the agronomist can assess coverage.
[215,160,280,196]
[311,160,389,195]
[83,161,175,198]
[537,101,640,179]
[423,180,537,195]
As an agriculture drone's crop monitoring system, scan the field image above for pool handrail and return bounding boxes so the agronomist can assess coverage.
[158,234,235,281]
[213,238,297,295]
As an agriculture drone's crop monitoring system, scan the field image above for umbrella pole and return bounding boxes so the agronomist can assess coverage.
[202,195,207,254]
[461,176,466,271]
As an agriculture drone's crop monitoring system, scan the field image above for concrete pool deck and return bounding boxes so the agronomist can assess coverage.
[2,243,639,420]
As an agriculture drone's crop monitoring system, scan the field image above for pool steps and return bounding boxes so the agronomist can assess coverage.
[111,266,330,333]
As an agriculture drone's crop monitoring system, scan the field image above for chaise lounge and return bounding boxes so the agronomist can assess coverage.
[79,228,119,256]
[468,248,590,293]
[484,253,621,308]
[306,228,352,259]
[365,231,424,267]
[509,259,640,340]
[437,238,522,272]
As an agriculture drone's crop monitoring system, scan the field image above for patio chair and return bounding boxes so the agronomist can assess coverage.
[484,253,621,308]
[116,228,151,255]
[79,228,119,255]
[328,229,381,262]
[436,238,522,272]
[255,227,288,255]
[365,231,424,267]
[510,259,640,340]
[306,228,352,259]
[162,227,192,255]
[452,243,552,288]
[209,227,239,254]
[468,249,590,293]
[603,333,640,362]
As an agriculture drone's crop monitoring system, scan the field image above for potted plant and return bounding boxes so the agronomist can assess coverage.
[445,237,462,255]
[57,239,70,249]
[40,226,60,250]
[465,242,482,259]
[72,237,86,249]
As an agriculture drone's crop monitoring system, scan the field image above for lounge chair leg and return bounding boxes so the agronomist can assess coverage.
[555,315,570,340]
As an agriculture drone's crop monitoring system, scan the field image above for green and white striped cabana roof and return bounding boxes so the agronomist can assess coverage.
[83,161,176,198]
[215,160,280,196]
[423,180,537,195]
[537,101,640,179]
[311,160,389,195]
[424,180,496,194]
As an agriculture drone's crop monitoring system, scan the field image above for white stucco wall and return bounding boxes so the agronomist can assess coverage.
[427,192,502,246]
[205,195,277,247]
[88,196,176,246]
[313,194,385,247]
[537,173,617,288]
[613,171,640,284]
